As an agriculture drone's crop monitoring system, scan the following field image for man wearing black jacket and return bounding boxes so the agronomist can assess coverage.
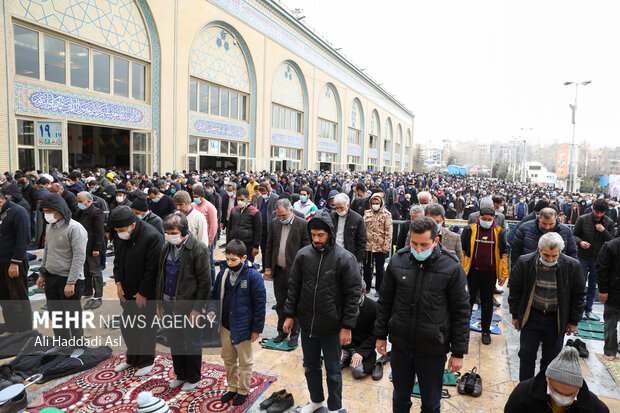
[375,216,470,413]
[350,183,369,217]
[76,192,105,309]
[110,206,164,377]
[283,210,361,413]
[49,183,78,217]
[0,192,32,333]
[330,193,367,270]
[597,237,620,361]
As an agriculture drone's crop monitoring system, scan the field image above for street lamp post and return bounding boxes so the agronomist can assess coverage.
[563,81,591,192]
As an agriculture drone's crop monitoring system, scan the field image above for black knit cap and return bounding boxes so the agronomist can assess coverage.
[131,196,148,212]
[110,205,136,228]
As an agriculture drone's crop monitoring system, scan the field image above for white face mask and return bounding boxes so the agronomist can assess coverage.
[497,206,505,213]
[372,204,380,211]
[116,196,125,203]
[262,194,269,200]
[337,209,347,217]
[117,230,131,240]
[237,201,247,209]
[44,212,58,224]
[227,191,234,197]
[165,233,183,245]
[547,384,576,407]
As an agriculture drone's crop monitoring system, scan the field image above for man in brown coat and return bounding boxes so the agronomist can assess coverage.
[264,198,310,347]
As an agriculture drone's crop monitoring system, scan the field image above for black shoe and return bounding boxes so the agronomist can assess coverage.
[494,288,504,295]
[84,299,93,310]
[617,341,620,354]
[376,353,390,365]
[90,299,102,309]
[273,332,288,343]
[259,389,287,409]
[481,333,491,345]
[565,338,575,347]
[288,336,298,347]
[232,393,248,406]
[372,362,384,381]
[266,392,294,413]
[573,339,589,358]
[220,391,237,403]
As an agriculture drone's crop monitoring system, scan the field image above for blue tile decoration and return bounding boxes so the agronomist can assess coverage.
[368,149,378,158]
[15,82,151,129]
[347,146,361,156]
[14,0,150,60]
[272,63,304,111]
[317,84,338,122]
[395,154,401,161]
[189,113,249,141]
[190,26,250,93]
[271,132,303,148]
[383,153,391,160]
[317,139,337,152]
[211,0,412,122]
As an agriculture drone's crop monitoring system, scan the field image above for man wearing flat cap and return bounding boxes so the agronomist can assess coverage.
[110,206,164,377]
[505,346,609,412]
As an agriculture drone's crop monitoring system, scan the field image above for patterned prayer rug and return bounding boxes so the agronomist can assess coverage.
[596,353,620,388]
[26,353,277,412]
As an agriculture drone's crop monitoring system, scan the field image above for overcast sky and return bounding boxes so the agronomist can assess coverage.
[282,0,620,148]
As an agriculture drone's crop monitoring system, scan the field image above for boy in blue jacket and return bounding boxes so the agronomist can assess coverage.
[208,239,266,406]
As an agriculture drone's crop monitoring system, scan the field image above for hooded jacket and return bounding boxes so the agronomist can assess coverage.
[3,184,31,213]
[284,210,362,337]
[364,193,393,253]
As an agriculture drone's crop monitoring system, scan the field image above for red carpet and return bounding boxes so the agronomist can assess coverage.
[26,353,277,412]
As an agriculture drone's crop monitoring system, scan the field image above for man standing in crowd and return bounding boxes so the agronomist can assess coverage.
[425,203,463,263]
[331,193,367,271]
[461,204,509,345]
[256,182,279,262]
[111,206,163,377]
[572,198,615,320]
[221,181,238,231]
[509,232,585,381]
[596,235,620,361]
[191,185,218,279]
[293,186,318,221]
[396,204,425,250]
[157,212,211,391]
[147,187,177,219]
[350,183,369,217]
[48,182,78,216]
[15,172,36,240]
[0,192,32,333]
[131,196,164,235]
[416,191,431,207]
[264,199,309,347]
[363,193,392,296]
[467,196,506,229]
[510,207,578,267]
[37,193,87,340]
[76,192,105,310]
[173,191,209,246]
[227,189,261,263]
[283,210,361,413]
[376,217,470,413]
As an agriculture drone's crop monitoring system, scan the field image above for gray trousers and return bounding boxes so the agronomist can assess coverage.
[84,254,103,298]
[604,304,620,357]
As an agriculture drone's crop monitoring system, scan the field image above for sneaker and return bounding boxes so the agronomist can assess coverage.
[134,364,154,377]
[232,393,248,406]
[113,362,131,372]
[481,333,491,345]
[169,379,186,389]
[181,381,199,391]
[220,391,237,403]
[90,299,102,309]
[272,332,288,343]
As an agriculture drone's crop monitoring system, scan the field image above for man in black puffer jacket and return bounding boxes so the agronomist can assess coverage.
[283,209,361,413]
[375,216,470,413]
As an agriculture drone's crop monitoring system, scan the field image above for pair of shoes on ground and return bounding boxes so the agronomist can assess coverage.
[221,390,249,407]
[481,332,492,345]
[299,403,347,413]
[259,389,295,412]
[84,298,102,310]
[565,338,589,358]
[273,332,298,348]
[372,352,390,381]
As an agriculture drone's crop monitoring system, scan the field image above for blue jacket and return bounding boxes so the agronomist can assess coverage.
[209,261,266,345]
[510,217,578,267]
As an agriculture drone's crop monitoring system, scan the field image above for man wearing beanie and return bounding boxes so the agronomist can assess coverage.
[110,206,164,377]
[131,196,164,235]
[505,346,609,412]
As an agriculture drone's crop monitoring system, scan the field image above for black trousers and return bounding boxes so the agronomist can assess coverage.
[120,300,156,368]
[44,274,84,340]
[164,301,203,383]
[467,270,496,334]
[274,266,299,338]
[0,261,32,332]
[260,226,269,261]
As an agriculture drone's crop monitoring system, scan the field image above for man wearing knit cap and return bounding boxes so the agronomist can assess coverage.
[110,206,164,377]
[505,346,609,412]
[131,196,164,235]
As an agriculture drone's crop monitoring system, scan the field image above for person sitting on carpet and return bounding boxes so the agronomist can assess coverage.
[208,239,266,406]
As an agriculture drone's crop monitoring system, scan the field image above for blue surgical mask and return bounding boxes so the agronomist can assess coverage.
[411,246,433,261]
[136,214,143,220]
[539,256,558,267]
[151,197,160,203]
[280,217,292,225]
[90,188,96,193]
[437,223,442,233]
[206,188,213,194]
[193,198,202,205]
[300,195,308,203]
[479,220,493,229]
[77,202,87,211]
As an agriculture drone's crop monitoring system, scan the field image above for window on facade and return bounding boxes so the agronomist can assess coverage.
[271,104,303,134]
[70,43,88,88]
[14,26,39,78]
[190,79,248,122]
[93,51,110,93]
[114,57,129,97]
[220,89,229,117]
[348,128,361,145]
[199,138,209,152]
[132,62,145,101]
[384,139,390,152]
[188,136,197,153]
[318,118,336,140]
[189,80,197,112]
[17,120,35,171]
[209,85,219,115]
[367,157,377,166]
[271,146,302,160]
[318,151,336,162]
[44,35,65,84]
[241,96,248,121]
[347,155,361,164]
[395,143,401,155]
[198,83,209,114]
[369,135,377,149]
[230,92,238,119]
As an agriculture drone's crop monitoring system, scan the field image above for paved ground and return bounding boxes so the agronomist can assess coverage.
[12,242,620,412]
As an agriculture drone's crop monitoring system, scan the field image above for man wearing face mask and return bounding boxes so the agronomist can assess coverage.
[263,199,309,347]
[36,193,88,340]
[331,193,367,271]
[467,196,506,229]
[147,187,176,219]
[75,192,105,309]
[509,232,585,382]
[426,203,462,263]
[505,346,609,412]
[256,182,279,263]
[227,189,261,263]
[173,191,209,247]
[221,182,238,232]
[110,206,163,377]
[375,217,470,413]
[131,196,164,235]
[293,187,318,221]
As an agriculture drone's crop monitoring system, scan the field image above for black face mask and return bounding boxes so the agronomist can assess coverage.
[229,262,244,272]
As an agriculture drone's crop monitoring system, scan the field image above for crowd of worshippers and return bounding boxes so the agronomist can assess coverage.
[0,167,617,412]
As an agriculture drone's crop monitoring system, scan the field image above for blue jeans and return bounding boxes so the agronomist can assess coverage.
[390,345,446,413]
[518,309,563,381]
[301,331,342,411]
[578,258,597,312]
